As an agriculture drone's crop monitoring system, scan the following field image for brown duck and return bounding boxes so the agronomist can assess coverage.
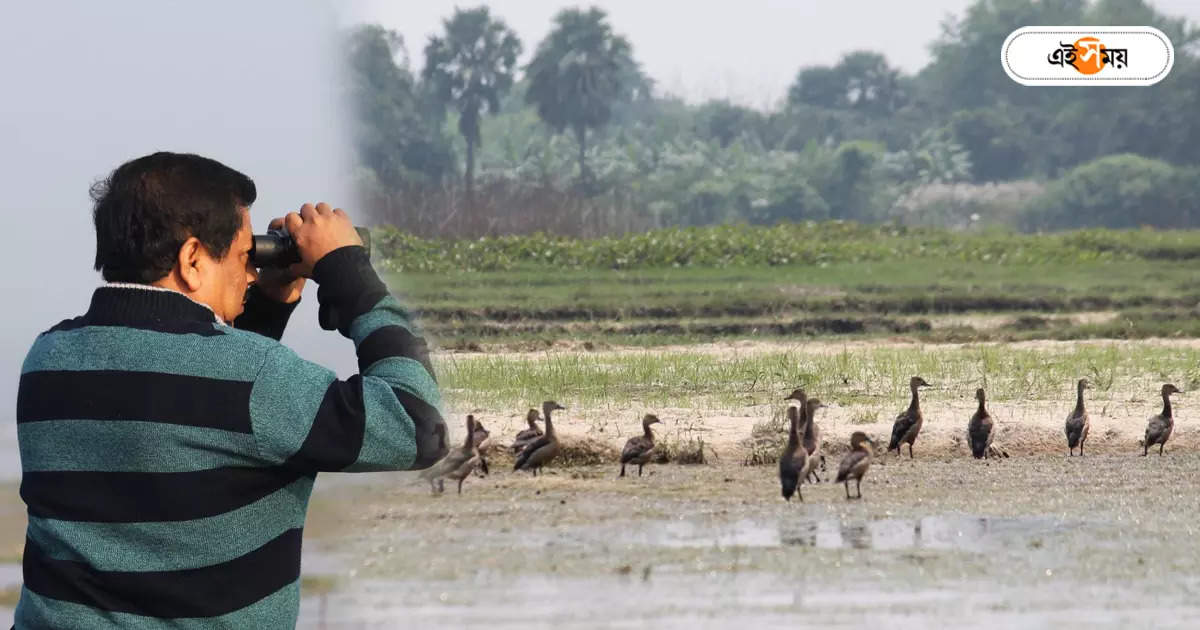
[511,408,543,454]
[888,376,930,458]
[800,398,825,483]
[419,415,481,494]
[513,401,566,475]
[472,419,492,476]
[1065,378,1091,456]
[619,414,662,477]
[836,431,876,500]
[802,396,824,482]
[1143,384,1182,456]
[779,394,809,502]
[967,388,994,459]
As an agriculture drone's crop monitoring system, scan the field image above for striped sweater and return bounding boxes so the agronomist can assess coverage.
[13,245,447,629]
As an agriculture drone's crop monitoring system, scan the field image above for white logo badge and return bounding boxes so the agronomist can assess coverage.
[1002,26,1173,86]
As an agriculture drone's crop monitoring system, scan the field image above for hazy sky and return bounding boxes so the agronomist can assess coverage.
[339,0,1200,109]
[0,1,361,486]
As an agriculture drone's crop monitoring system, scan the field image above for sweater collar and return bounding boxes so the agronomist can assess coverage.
[86,283,226,327]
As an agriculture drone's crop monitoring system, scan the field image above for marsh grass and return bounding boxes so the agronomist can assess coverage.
[652,415,713,465]
[741,406,790,466]
[437,343,1197,412]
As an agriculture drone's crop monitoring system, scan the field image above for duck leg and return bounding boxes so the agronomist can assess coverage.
[638,464,644,477]
[479,457,489,476]
[855,478,863,500]
[619,464,626,478]
[844,480,851,500]
[1143,443,1148,456]
[908,443,915,459]
[1160,443,1165,456]
[457,478,465,495]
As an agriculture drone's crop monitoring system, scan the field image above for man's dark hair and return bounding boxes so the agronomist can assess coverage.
[91,152,257,283]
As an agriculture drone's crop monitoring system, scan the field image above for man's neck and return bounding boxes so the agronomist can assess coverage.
[106,281,225,324]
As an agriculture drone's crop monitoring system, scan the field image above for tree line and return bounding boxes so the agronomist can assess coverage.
[346,0,1200,237]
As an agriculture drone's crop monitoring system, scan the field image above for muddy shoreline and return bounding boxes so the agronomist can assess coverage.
[295,455,1200,628]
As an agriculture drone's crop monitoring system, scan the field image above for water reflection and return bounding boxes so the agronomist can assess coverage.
[630,514,1056,552]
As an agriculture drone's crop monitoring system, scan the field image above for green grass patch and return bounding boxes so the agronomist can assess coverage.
[436,343,1200,411]
[373,223,1200,273]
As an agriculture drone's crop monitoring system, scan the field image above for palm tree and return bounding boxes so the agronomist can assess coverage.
[525,7,644,185]
[422,7,522,202]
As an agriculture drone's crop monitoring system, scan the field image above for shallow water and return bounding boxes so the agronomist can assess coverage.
[287,456,1200,628]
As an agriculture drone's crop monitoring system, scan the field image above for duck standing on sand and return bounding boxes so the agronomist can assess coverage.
[511,408,543,454]
[1065,378,1091,456]
[800,398,825,483]
[472,419,492,476]
[419,415,482,495]
[836,432,876,500]
[1144,384,1182,456]
[619,414,662,477]
[779,393,809,503]
[888,377,930,459]
[802,396,824,482]
[968,388,994,459]
[514,401,566,475]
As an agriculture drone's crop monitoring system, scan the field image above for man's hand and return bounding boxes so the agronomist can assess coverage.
[283,202,363,278]
[254,218,306,303]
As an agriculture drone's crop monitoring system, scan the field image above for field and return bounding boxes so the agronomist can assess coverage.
[358,224,1200,627]
[7,225,1200,627]
[377,224,1200,350]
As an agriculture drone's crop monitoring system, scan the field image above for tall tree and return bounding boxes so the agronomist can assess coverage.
[346,26,454,190]
[525,7,641,185]
[423,7,522,201]
[788,51,906,115]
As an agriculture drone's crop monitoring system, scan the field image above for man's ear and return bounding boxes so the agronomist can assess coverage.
[177,237,205,292]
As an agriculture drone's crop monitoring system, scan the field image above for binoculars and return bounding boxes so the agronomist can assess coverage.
[250,226,372,268]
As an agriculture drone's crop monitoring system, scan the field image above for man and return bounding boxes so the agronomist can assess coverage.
[13,152,447,628]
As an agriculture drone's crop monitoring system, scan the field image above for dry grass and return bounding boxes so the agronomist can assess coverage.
[557,436,620,467]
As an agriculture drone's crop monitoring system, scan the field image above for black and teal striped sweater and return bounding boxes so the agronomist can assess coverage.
[13,245,447,629]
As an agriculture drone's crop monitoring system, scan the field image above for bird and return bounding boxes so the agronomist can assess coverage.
[888,376,930,459]
[514,400,566,476]
[800,398,825,483]
[1144,383,1182,456]
[511,408,544,454]
[419,415,481,495]
[968,388,994,459]
[836,431,877,500]
[784,387,811,468]
[1065,378,1091,456]
[784,388,806,405]
[779,396,809,503]
[472,418,492,476]
[619,414,662,477]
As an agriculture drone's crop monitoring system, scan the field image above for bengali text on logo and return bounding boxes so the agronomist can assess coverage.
[1002,26,1173,86]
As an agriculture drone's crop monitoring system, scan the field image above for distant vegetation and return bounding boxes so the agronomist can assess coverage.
[376,223,1200,349]
[372,222,1200,273]
[346,0,1200,237]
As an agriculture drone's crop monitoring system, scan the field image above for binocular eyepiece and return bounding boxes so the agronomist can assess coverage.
[250,226,372,268]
